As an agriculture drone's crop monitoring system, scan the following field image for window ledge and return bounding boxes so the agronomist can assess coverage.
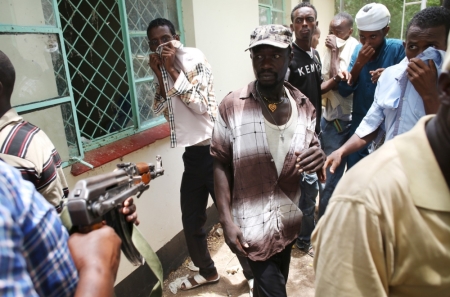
[70,123,170,176]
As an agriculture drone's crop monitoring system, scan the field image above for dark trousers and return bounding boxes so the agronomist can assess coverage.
[297,174,318,245]
[319,117,352,219]
[180,145,217,278]
[247,241,295,297]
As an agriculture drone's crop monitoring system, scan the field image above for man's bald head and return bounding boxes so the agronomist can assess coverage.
[0,51,16,100]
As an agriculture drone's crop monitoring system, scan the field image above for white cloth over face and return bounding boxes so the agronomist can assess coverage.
[355,3,390,31]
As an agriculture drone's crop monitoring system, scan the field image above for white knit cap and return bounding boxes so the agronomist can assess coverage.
[355,3,390,31]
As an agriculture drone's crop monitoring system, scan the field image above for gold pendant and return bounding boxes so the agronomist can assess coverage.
[268,103,277,112]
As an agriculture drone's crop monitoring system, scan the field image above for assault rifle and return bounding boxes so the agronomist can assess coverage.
[67,156,164,266]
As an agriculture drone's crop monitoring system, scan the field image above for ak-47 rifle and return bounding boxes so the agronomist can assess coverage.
[67,156,164,266]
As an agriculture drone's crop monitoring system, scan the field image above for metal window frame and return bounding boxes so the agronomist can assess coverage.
[82,0,185,151]
[258,0,286,24]
[0,0,185,165]
[0,0,84,168]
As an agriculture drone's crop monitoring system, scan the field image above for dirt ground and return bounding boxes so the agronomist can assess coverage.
[162,224,315,297]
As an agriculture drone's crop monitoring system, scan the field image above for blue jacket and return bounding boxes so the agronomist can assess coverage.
[339,38,405,133]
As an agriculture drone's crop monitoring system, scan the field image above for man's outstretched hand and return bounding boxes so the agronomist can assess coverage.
[323,150,343,174]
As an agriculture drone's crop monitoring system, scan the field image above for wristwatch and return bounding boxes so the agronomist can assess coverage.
[333,75,342,83]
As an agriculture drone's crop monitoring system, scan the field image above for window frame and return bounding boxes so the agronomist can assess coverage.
[0,0,84,168]
[258,0,286,25]
[0,0,185,167]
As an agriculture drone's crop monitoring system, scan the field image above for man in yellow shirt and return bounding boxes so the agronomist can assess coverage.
[312,36,450,296]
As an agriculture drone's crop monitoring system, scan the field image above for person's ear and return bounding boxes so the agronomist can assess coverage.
[349,27,353,35]
[438,72,450,106]
[0,81,3,98]
[403,40,406,50]
[383,26,390,36]
[290,23,294,32]
[174,34,180,41]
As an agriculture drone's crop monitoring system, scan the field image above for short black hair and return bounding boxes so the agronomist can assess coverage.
[0,51,16,99]
[333,12,353,28]
[291,2,318,21]
[146,18,176,37]
[407,6,450,40]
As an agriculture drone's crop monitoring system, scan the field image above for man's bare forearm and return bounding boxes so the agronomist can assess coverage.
[349,62,364,84]
[329,49,340,79]
[321,78,338,94]
[75,267,116,297]
[422,93,440,115]
[213,160,234,226]
[338,130,378,157]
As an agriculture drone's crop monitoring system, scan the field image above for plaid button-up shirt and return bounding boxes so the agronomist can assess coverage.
[0,161,78,297]
[152,40,217,147]
[211,81,319,261]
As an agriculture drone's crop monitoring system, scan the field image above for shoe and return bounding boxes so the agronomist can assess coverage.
[179,273,220,291]
[296,240,314,257]
[248,278,254,297]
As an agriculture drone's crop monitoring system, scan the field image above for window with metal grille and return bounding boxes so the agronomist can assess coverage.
[0,0,183,166]
[259,0,285,25]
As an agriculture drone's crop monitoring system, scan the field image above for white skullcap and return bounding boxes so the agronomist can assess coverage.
[444,32,450,71]
[355,3,390,31]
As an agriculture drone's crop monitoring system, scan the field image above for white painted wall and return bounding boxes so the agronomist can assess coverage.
[63,137,186,283]
[182,0,258,103]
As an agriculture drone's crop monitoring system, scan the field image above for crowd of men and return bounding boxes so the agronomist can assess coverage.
[1,1,449,297]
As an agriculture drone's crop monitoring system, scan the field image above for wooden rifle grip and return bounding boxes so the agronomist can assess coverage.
[78,222,104,234]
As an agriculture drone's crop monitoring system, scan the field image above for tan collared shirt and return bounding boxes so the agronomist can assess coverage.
[0,109,68,207]
[312,115,450,297]
[211,81,319,261]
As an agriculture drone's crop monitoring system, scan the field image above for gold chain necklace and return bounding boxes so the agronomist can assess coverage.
[256,82,291,142]
[257,86,284,112]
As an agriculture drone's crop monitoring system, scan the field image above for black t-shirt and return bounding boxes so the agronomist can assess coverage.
[288,43,323,134]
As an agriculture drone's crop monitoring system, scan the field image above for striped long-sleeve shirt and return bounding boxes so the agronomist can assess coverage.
[151,40,217,148]
[0,109,69,207]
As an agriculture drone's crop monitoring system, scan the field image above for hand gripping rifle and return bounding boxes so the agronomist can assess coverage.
[66,156,164,266]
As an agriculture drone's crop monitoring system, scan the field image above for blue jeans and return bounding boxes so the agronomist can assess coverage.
[319,117,352,218]
[347,116,370,169]
[297,173,318,245]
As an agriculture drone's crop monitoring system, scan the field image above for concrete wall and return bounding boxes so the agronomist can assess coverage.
[63,137,185,283]
[182,0,259,103]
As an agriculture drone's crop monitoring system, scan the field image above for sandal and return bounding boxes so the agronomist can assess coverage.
[180,274,220,291]
[248,278,254,297]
